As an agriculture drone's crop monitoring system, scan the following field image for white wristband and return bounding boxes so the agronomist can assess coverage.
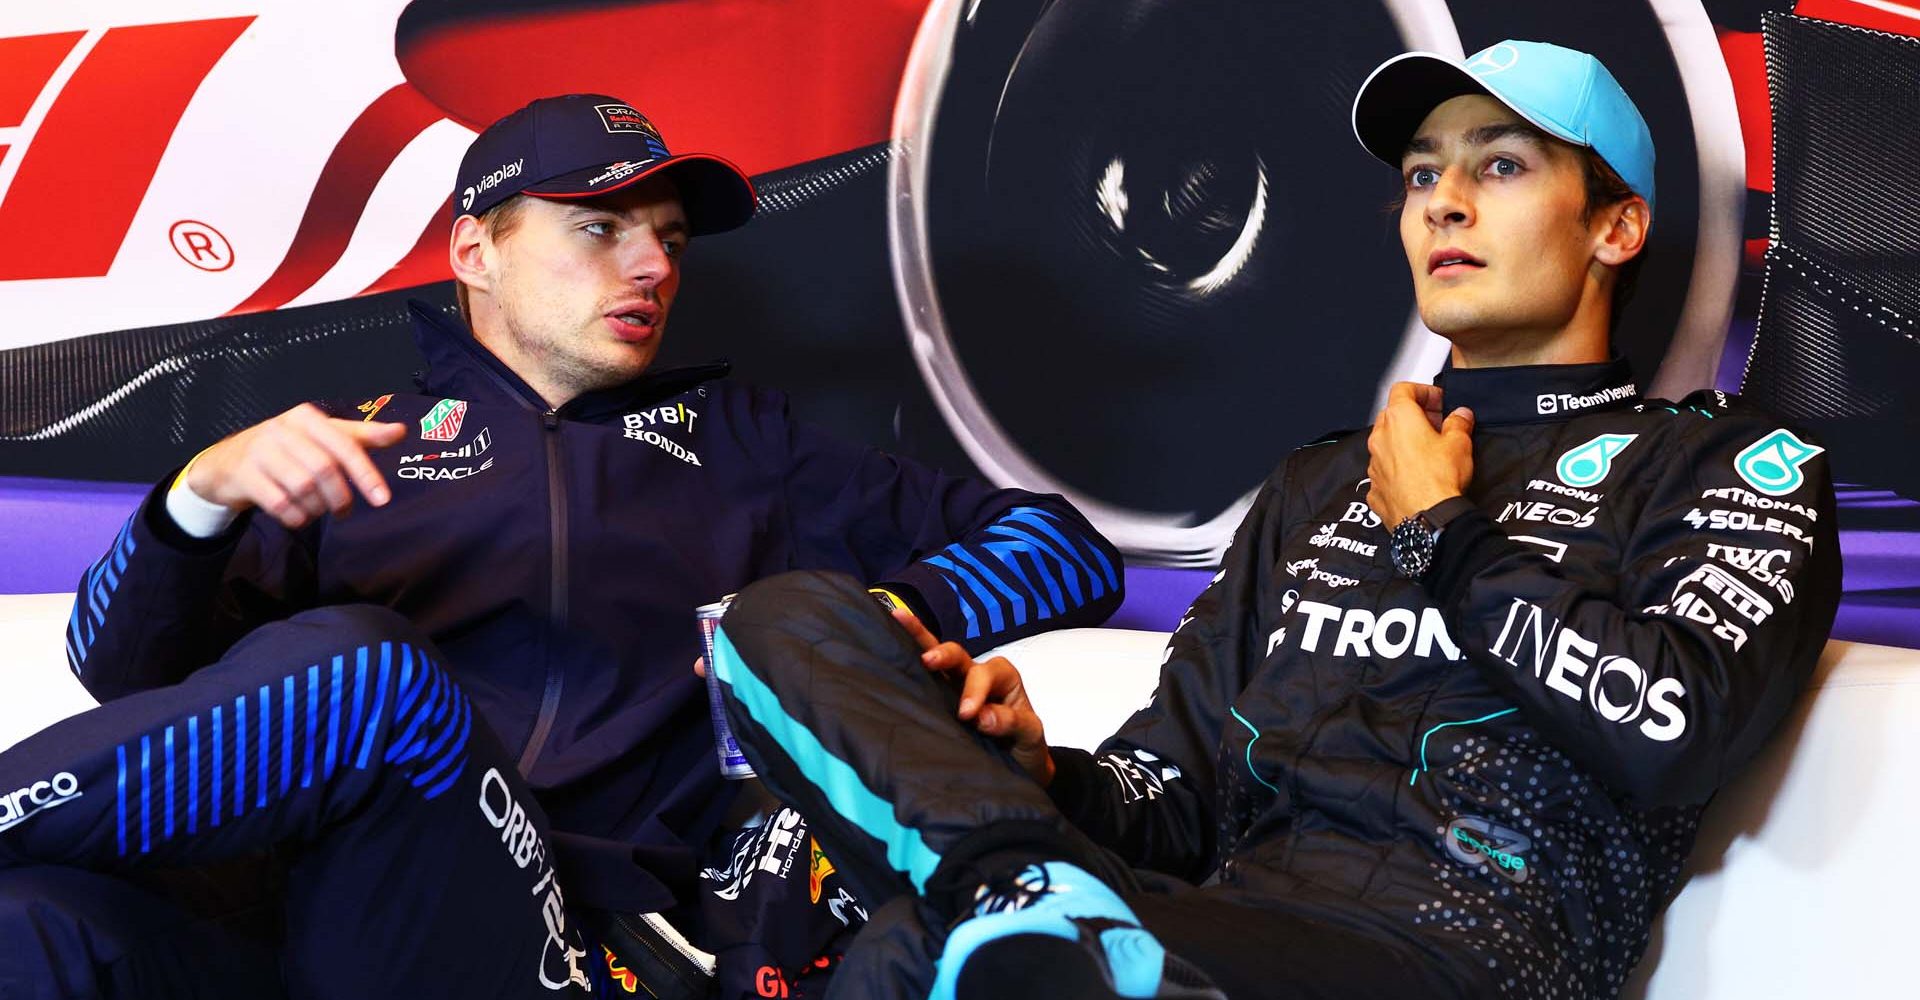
[165,463,242,539]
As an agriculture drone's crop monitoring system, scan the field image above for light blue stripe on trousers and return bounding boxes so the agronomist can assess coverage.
[710,626,944,892]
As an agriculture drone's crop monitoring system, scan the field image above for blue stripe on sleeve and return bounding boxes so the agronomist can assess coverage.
[947,547,1028,628]
[1006,508,1116,589]
[927,554,1004,634]
[980,539,1059,618]
[926,564,981,639]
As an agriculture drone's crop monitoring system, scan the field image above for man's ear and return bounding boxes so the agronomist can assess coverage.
[449,215,491,293]
[1593,196,1650,267]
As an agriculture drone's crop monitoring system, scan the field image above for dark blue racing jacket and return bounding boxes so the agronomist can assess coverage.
[64,301,1123,910]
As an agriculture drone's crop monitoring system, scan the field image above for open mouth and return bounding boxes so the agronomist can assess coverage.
[1428,250,1486,275]
[606,308,661,339]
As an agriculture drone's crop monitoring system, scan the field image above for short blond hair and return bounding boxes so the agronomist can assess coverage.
[455,195,530,327]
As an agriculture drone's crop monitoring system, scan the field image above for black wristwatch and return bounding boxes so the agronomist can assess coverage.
[1389,499,1470,580]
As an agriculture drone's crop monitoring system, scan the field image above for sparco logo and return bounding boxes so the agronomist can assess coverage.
[1536,383,1636,415]
[0,772,82,832]
[1491,599,1687,741]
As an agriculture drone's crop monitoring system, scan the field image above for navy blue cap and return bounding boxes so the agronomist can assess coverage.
[453,94,756,235]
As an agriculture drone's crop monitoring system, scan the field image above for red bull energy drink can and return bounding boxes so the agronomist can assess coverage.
[698,595,755,780]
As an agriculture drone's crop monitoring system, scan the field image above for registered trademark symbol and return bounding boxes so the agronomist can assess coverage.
[169,220,233,271]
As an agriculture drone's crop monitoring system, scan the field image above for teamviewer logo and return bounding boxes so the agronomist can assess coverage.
[1536,394,1558,414]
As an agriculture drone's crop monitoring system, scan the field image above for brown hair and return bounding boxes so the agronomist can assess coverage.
[455,195,530,327]
[1576,148,1644,318]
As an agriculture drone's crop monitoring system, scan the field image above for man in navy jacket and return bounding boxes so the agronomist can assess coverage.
[0,95,1121,998]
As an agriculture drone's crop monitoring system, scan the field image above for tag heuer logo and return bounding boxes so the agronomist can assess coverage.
[420,399,468,442]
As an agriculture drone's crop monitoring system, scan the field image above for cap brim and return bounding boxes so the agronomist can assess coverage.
[522,152,757,236]
[1352,52,1504,168]
[1352,50,1592,173]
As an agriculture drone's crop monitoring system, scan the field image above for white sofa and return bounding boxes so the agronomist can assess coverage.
[3,595,1913,997]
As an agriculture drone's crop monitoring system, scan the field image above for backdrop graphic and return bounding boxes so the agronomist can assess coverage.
[0,0,1915,646]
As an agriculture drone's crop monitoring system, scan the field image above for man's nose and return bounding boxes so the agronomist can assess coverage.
[621,234,672,285]
[1426,169,1474,228]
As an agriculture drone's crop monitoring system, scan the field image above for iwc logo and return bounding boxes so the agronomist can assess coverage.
[1555,433,1637,489]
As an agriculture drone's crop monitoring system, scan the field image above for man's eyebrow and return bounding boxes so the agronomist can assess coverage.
[1465,122,1549,148]
[1401,121,1550,161]
[560,204,690,233]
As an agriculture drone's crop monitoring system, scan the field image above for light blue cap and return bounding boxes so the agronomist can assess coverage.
[1351,40,1656,215]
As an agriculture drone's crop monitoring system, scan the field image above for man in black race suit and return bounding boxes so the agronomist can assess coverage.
[706,39,1842,1000]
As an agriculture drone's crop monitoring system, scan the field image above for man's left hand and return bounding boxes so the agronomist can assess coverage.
[1366,382,1474,530]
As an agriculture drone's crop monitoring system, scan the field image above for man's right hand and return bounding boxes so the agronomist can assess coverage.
[894,609,1055,787]
[187,403,407,529]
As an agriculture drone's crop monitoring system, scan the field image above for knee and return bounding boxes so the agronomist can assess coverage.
[226,604,437,671]
[719,572,918,690]
[726,571,880,637]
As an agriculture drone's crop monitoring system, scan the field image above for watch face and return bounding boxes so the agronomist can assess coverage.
[1391,517,1433,579]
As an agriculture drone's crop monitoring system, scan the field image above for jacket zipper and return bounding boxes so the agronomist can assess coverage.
[517,408,569,776]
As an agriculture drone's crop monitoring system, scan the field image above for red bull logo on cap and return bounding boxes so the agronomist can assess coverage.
[594,103,662,141]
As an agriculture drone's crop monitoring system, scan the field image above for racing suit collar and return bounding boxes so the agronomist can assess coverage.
[1432,356,1639,426]
[405,299,730,420]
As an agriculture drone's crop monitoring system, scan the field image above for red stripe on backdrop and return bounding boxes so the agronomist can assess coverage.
[226,83,447,316]
[0,18,252,281]
[397,0,926,177]
[1717,29,1771,195]
[0,31,83,127]
[1795,0,1920,37]
[357,194,454,297]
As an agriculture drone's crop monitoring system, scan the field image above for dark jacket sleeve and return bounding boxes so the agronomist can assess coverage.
[1046,464,1286,879]
[770,396,1124,652]
[66,472,319,702]
[1428,406,1841,808]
